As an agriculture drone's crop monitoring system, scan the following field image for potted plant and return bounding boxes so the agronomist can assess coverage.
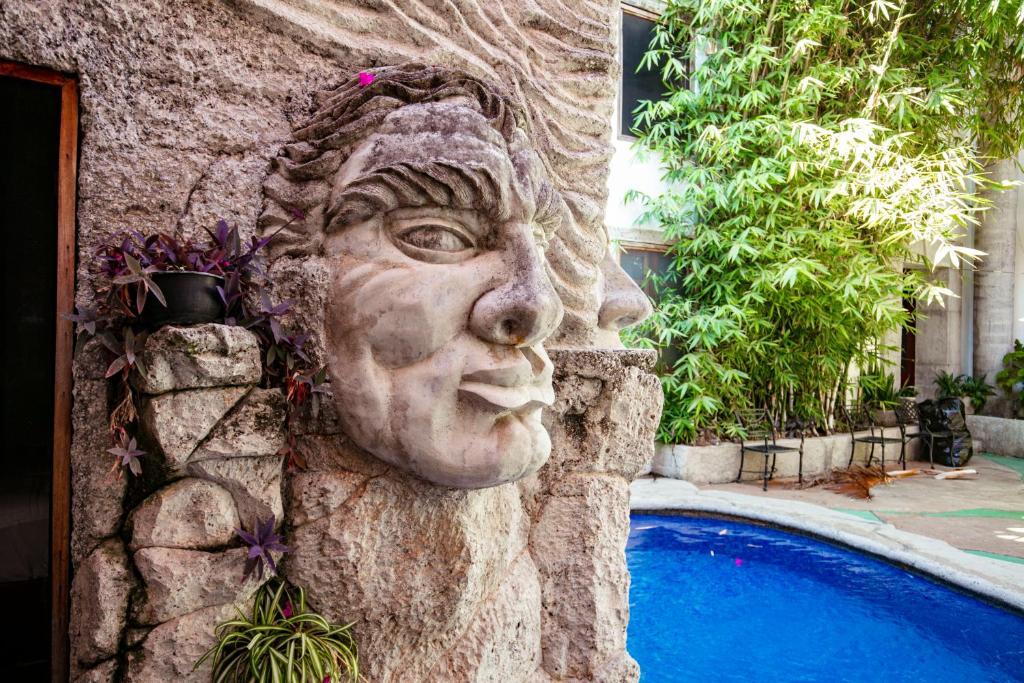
[859,369,913,426]
[934,371,995,415]
[67,214,327,477]
[995,340,1024,418]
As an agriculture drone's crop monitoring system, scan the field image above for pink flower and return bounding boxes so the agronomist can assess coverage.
[735,558,743,567]
[282,601,293,618]
[358,71,375,88]
[323,677,331,683]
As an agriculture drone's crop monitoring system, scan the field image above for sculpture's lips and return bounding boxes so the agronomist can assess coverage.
[459,346,554,413]
[458,380,554,412]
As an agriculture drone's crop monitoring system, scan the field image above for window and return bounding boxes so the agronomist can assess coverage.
[619,244,672,298]
[620,9,664,138]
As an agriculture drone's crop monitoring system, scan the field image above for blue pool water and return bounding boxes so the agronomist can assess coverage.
[627,514,1024,682]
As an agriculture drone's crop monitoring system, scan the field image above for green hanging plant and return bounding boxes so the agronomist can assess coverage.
[196,580,359,683]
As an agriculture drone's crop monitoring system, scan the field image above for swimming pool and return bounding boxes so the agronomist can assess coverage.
[627,514,1024,682]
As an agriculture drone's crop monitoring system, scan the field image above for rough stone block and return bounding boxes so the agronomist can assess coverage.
[287,469,366,527]
[70,375,125,568]
[73,658,118,683]
[286,475,528,682]
[133,547,260,624]
[125,603,237,682]
[70,539,133,670]
[189,388,287,462]
[426,553,543,680]
[141,386,248,469]
[544,349,663,482]
[132,323,261,395]
[129,478,239,551]
[531,474,632,681]
[188,455,283,525]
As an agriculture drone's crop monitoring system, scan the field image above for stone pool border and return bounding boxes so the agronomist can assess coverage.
[630,477,1024,614]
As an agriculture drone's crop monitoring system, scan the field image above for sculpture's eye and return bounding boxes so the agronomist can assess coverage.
[399,225,473,252]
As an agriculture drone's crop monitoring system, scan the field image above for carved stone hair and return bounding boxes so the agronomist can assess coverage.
[259,62,563,256]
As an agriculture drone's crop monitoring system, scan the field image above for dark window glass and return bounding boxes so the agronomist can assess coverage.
[621,11,665,137]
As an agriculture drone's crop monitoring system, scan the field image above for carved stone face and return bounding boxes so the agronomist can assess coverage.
[322,100,564,488]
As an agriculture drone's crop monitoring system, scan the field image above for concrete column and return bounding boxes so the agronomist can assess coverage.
[915,267,964,401]
[974,154,1024,416]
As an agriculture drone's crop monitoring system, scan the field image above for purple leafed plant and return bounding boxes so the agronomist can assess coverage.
[237,515,291,582]
[107,428,145,477]
[69,211,325,480]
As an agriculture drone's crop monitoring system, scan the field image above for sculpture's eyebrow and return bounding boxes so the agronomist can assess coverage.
[326,161,523,235]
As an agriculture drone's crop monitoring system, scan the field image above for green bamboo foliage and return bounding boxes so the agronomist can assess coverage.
[626,0,1024,443]
[196,581,359,683]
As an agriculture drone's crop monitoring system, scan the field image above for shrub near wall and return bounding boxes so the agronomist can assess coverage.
[626,0,1024,444]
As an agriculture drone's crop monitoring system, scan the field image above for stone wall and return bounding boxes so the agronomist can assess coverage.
[70,325,288,682]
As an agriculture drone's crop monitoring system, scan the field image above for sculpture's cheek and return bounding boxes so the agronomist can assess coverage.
[334,257,497,369]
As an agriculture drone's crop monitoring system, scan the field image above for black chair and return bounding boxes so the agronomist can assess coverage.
[735,409,805,491]
[893,400,923,469]
[838,403,892,470]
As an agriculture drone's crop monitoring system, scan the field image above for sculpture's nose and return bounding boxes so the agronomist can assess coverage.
[470,228,563,347]
[598,251,652,333]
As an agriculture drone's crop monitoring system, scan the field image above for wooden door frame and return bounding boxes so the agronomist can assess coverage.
[0,60,78,683]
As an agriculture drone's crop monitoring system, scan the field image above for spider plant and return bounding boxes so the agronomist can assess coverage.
[196,580,358,683]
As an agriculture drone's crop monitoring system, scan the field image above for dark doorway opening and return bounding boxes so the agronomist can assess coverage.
[0,62,77,683]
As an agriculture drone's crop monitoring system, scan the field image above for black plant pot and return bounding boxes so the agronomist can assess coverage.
[140,271,225,329]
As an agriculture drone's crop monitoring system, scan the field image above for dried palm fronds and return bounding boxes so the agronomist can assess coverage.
[822,465,893,499]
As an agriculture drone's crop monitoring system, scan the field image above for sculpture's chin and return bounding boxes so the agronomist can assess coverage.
[393,407,552,489]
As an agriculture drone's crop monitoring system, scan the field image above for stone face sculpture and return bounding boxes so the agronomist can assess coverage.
[261,64,577,488]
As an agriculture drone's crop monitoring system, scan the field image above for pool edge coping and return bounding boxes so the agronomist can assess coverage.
[630,477,1024,614]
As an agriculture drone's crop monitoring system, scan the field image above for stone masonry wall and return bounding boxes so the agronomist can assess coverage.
[70,328,662,683]
[70,325,287,682]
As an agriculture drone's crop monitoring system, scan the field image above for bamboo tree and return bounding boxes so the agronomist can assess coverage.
[627,0,1024,443]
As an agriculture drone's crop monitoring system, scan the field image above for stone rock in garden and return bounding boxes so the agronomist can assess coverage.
[133,547,260,624]
[69,375,125,568]
[140,385,248,470]
[69,539,134,671]
[426,553,543,680]
[132,323,261,395]
[531,473,633,681]
[187,455,283,525]
[543,349,662,482]
[128,478,239,551]
[125,602,237,682]
[286,471,528,682]
[72,658,118,683]
[189,388,287,462]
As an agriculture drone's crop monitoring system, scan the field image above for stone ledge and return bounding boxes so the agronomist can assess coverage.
[132,324,261,395]
[653,428,921,484]
[966,415,1024,457]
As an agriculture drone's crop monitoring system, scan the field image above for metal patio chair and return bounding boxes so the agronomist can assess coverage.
[735,409,804,491]
[838,403,892,470]
[893,400,923,469]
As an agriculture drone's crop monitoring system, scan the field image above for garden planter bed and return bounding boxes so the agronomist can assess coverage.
[966,416,1024,457]
[652,428,919,485]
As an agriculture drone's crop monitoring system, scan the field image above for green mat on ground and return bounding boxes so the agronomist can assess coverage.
[981,453,1024,479]
[963,549,1024,566]
[835,509,883,522]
